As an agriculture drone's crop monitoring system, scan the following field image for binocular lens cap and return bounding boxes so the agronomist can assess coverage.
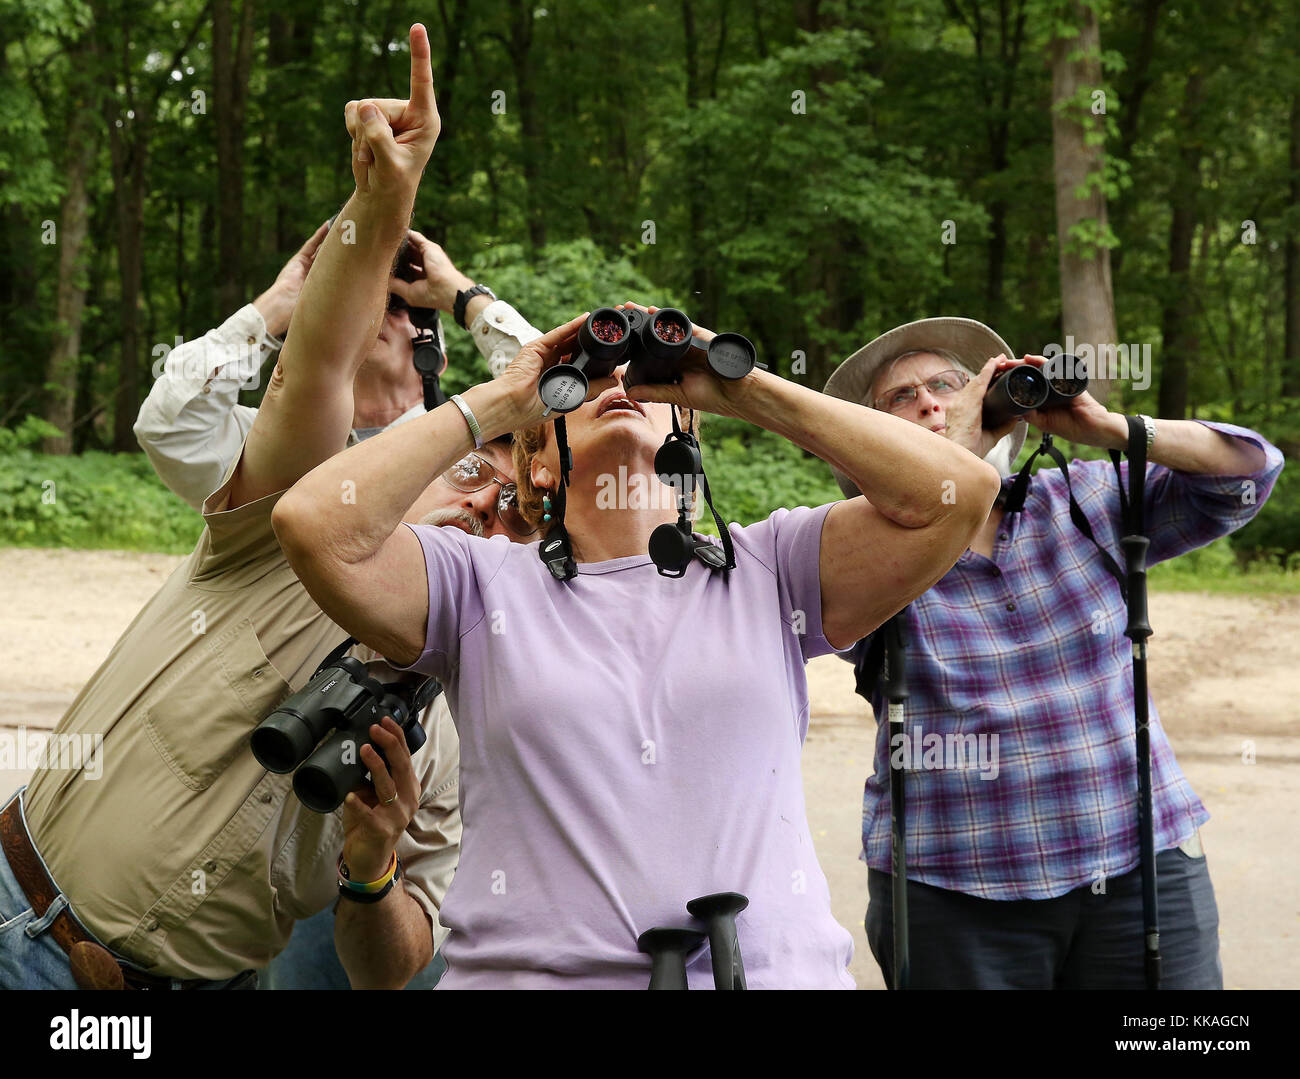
[649,523,693,574]
[538,365,590,414]
[706,333,756,380]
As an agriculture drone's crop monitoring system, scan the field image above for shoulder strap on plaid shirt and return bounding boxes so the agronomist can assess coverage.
[1001,425,1150,603]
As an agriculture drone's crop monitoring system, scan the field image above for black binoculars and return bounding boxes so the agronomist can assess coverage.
[636,891,749,989]
[249,643,434,814]
[537,307,757,414]
[982,356,1088,428]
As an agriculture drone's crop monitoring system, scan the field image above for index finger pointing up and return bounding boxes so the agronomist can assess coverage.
[408,23,435,112]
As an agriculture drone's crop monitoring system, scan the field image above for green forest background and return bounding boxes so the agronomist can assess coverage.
[1,0,1297,589]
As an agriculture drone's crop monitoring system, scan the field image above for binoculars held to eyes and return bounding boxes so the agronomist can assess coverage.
[982,357,1088,428]
[250,641,437,813]
[537,307,758,414]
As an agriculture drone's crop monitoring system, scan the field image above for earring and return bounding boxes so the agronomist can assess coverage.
[542,494,553,523]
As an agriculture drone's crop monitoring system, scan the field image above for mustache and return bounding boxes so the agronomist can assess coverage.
[418,507,485,537]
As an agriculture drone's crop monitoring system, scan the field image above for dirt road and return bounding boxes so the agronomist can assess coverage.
[3,548,1297,987]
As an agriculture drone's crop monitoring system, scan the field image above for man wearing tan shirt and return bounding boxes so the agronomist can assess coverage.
[0,32,529,989]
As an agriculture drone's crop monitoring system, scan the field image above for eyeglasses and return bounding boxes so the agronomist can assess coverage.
[438,452,536,537]
[873,369,970,413]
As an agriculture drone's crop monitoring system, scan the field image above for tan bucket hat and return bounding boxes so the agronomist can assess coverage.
[822,316,1027,497]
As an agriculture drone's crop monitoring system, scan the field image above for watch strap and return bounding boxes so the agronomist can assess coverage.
[454,284,496,329]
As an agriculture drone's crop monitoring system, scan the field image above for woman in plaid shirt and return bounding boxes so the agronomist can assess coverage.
[823,317,1283,990]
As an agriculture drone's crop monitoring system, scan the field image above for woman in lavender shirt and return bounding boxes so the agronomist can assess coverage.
[276,296,1002,987]
[266,30,997,989]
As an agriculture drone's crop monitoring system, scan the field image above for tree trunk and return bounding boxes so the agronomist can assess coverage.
[268,9,316,253]
[1284,89,1300,398]
[1050,0,1117,404]
[213,0,256,315]
[505,0,544,251]
[43,103,99,453]
[1157,71,1206,420]
[105,109,148,452]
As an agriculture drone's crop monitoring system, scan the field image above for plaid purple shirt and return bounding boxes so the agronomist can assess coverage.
[846,421,1284,900]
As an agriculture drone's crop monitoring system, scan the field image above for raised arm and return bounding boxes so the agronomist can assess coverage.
[133,224,329,510]
[618,311,1002,650]
[272,314,595,665]
[225,25,440,510]
[387,229,543,376]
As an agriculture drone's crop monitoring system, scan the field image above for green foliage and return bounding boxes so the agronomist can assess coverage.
[700,417,845,534]
[0,426,202,553]
[1149,536,1300,594]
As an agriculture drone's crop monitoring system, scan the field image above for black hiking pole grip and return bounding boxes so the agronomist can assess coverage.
[636,927,706,990]
[686,892,749,990]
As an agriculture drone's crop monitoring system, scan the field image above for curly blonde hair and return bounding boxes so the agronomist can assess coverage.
[512,406,703,533]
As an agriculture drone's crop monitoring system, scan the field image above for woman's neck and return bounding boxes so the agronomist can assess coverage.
[561,466,680,564]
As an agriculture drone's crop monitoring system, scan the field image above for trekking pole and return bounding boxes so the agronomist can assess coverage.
[1116,415,1160,989]
[882,610,910,990]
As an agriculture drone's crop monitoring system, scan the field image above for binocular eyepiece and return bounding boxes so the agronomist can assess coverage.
[537,307,757,415]
[982,355,1088,428]
[250,652,431,814]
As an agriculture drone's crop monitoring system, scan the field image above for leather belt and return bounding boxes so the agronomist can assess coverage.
[0,795,252,990]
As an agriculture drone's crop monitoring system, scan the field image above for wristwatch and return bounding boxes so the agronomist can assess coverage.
[454,284,496,330]
[1137,413,1157,452]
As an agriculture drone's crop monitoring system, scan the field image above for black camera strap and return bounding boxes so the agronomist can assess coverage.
[1002,432,1128,601]
[538,410,734,581]
[412,311,449,413]
[673,409,735,572]
[315,636,442,712]
[540,417,579,581]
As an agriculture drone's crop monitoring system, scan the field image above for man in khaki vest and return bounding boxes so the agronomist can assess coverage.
[0,28,530,989]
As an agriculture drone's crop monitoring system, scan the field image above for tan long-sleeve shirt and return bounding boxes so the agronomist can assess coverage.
[22,459,460,981]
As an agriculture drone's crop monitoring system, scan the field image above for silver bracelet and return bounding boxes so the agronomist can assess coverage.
[450,394,483,449]
[1138,413,1156,452]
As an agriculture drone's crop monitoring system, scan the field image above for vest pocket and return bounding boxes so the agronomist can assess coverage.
[144,618,291,791]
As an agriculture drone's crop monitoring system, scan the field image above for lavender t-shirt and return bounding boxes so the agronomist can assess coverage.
[401,503,855,989]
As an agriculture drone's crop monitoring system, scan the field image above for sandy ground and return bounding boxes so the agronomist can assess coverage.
[2,547,1297,988]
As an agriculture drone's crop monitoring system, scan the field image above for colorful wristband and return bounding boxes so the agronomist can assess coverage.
[338,850,398,893]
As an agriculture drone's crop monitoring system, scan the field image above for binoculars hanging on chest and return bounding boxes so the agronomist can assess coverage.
[250,644,435,814]
[982,357,1088,428]
[537,307,757,414]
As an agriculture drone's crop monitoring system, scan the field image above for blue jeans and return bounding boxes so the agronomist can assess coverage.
[260,904,446,989]
[865,846,1223,989]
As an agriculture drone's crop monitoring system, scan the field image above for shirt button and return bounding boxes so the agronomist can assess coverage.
[252,668,264,678]
[246,335,256,344]
[261,792,273,804]
[998,533,1008,540]
[1005,602,1016,611]
[201,385,211,395]
[146,918,159,932]
[991,567,1001,577]
[204,860,217,872]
